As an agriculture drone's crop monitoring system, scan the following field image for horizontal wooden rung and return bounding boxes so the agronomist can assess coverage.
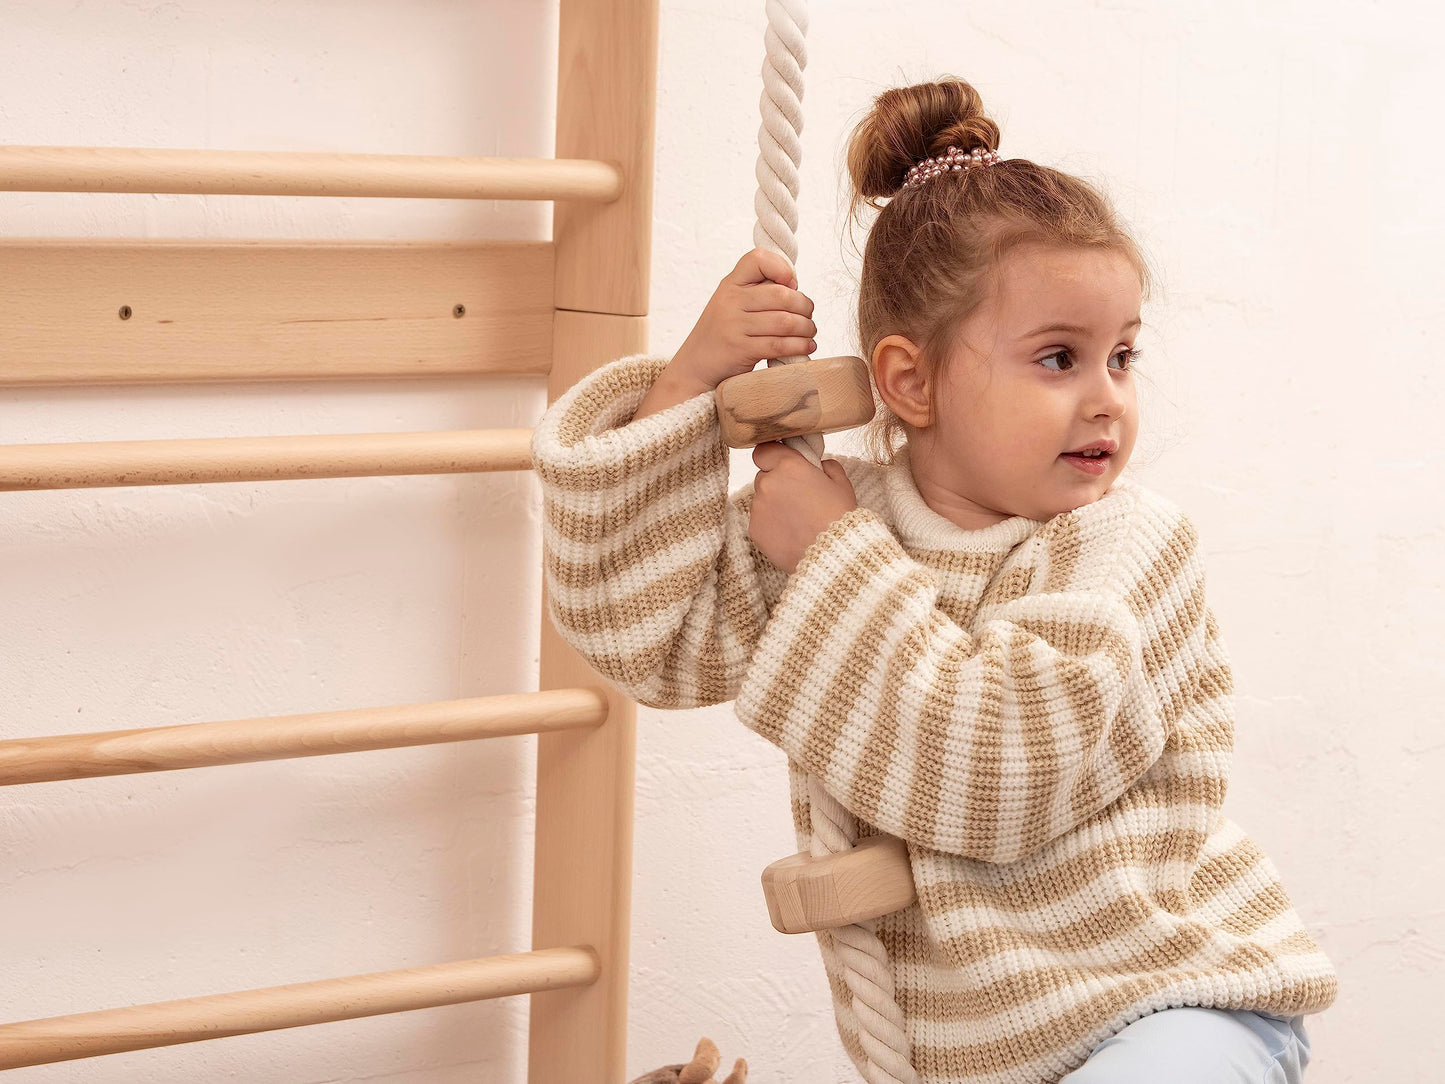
[0,946,601,1069]
[0,428,536,490]
[0,146,623,202]
[0,687,610,786]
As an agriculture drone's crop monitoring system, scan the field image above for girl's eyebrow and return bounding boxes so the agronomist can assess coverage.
[1023,317,1143,337]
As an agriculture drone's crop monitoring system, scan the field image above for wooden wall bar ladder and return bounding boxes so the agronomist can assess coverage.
[0,2,659,1080]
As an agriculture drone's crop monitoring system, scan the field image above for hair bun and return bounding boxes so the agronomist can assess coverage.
[846,77,1001,201]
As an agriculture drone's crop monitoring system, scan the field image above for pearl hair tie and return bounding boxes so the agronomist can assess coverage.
[901,144,1002,190]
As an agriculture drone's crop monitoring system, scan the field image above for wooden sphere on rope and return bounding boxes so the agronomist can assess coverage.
[714,353,875,449]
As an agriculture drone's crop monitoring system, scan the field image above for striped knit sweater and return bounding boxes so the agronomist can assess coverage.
[532,353,1339,1084]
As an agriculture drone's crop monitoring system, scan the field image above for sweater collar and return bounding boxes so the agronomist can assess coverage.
[883,442,1136,554]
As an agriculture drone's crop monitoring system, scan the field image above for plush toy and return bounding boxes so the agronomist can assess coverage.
[627,1037,748,1084]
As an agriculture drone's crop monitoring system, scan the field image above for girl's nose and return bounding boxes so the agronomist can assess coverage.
[1088,367,1129,419]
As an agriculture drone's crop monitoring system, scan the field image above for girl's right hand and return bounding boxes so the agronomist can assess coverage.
[668,247,818,391]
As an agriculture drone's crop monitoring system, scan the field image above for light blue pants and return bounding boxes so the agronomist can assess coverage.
[1059,1007,1311,1083]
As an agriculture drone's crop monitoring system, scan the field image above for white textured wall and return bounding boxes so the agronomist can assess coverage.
[1,3,1436,1082]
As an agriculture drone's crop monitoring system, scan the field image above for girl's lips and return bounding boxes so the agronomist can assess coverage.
[1060,452,1109,476]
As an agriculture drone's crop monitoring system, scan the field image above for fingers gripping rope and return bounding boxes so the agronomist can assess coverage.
[750,3,917,1082]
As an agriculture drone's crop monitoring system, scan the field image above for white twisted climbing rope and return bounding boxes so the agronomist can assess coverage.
[751,3,918,1082]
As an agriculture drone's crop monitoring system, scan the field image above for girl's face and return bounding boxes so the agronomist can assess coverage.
[874,242,1142,529]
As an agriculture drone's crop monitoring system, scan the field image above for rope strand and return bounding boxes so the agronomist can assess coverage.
[751,3,917,1081]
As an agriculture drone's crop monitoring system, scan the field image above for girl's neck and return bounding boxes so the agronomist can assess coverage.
[903,444,1018,531]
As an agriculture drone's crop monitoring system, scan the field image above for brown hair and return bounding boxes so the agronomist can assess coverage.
[843,77,1155,463]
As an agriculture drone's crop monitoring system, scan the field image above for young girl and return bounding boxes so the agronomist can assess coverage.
[531,78,1337,1084]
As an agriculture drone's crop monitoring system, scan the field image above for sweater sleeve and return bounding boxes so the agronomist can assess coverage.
[530,352,772,709]
[734,492,1199,864]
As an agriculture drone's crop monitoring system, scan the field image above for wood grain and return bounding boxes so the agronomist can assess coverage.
[0,240,554,385]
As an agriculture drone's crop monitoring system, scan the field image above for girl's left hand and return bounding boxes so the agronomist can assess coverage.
[748,441,858,574]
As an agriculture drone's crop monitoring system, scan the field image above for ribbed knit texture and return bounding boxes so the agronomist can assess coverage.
[531,353,1339,1084]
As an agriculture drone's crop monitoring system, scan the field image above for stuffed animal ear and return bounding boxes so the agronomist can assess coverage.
[626,1067,684,1084]
[721,1057,748,1084]
[677,1037,721,1084]
[627,1069,682,1084]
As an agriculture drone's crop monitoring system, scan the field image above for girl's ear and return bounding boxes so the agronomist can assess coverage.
[872,334,931,428]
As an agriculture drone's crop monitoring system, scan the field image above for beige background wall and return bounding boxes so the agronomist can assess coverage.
[1,2,1435,1082]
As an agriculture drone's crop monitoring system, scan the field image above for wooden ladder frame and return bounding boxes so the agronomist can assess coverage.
[0,2,658,1080]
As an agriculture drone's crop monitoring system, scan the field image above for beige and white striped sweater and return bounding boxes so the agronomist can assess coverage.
[532,353,1338,1084]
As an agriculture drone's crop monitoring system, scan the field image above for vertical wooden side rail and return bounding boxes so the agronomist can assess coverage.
[529,2,659,1083]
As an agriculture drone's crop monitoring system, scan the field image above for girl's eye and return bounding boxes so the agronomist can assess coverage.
[1037,348,1142,372]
